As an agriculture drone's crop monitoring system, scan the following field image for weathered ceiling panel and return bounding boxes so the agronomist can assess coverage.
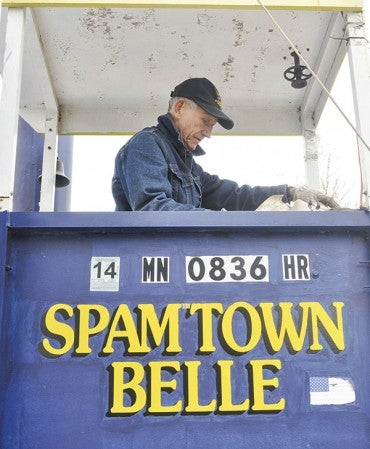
[19,7,347,134]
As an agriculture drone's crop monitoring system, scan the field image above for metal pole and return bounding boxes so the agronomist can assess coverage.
[39,116,58,211]
[0,8,25,212]
[345,12,370,209]
[55,136,73,212]
[302,116,321,190]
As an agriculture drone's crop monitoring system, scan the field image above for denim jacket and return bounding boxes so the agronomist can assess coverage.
[112,114,287,211]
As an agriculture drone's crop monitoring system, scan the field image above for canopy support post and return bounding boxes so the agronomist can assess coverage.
[0,8,25,212]
[345,12,370,210]
[302,115,321,190]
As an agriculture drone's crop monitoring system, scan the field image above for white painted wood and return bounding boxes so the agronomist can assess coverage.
[301,115,320,189]
[56,106,302,136]
[0,8,9,104]
[300,12,347,126]
[26,8,58,115]
[39,116,58,211]
[1,0,364,10]
[0,8,25,212]
[16,7,340,135]
[16,8,60,211]
[0,5,3,100]
[345,12,370,209]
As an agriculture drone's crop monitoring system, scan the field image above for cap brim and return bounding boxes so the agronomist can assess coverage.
[195,99,234,130]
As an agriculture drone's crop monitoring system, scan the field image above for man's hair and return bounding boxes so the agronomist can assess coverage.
[168,96,198,113]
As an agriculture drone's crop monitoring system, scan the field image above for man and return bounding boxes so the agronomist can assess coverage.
[112,77,338,211]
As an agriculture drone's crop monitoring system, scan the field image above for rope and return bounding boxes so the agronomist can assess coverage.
[256,0,370,153]
[255,0,369,208]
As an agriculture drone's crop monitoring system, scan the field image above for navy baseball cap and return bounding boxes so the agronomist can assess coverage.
[170,78,234,130]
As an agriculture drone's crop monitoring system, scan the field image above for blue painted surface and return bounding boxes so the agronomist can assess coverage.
[54,135,73,212]
[7,210,370,231]
[13,117,44,211]
[12,118,73,212]
[0,212,8,350]
[0,211,369,449]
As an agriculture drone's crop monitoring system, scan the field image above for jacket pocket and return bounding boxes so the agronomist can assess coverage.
[168,164,201,206]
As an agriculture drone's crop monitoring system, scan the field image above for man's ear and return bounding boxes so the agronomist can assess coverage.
[173,98,186,115]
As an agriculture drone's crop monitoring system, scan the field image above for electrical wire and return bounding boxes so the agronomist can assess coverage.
[256,0,369,208]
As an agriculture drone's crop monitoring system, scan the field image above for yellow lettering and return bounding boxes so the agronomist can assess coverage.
[189,303,223,352]
[147,361,182,414]
[75,304,110,354]
[102,304,144,354]
[221,302,261,353]
[250,359,285,412]
[40,303,74,356]
[259,302,310,352]
[217,360,249,412]
[109,362,146,414]
[183,361,216,413]
[138,303,182,353]
[306,301,345,351]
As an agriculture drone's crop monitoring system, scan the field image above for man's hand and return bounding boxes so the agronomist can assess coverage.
[287,186,340,209]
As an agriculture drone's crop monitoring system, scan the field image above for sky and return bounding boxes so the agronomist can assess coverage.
[70,134,307,212]
[70,29,364,212]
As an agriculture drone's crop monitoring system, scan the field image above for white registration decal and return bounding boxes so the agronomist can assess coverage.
[186,255,269,283]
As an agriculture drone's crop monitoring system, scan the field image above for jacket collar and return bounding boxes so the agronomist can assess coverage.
[157,113,206,157]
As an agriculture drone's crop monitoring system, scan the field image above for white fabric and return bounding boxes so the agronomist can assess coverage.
[256,195,330,211]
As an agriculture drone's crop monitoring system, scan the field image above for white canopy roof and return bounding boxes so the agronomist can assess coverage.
[1,1,363,135]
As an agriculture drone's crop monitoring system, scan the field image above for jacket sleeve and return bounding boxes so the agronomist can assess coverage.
[116,132,205,211]
[199,166,287,211]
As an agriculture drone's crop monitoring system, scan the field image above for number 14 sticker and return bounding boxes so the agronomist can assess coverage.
[90,257,120,291]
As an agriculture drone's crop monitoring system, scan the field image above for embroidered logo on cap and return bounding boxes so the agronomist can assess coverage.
[214,89,222,108]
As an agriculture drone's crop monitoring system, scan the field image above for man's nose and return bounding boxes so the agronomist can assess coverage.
[203,126,213,138]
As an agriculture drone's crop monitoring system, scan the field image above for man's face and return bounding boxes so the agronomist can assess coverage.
[172,99,218,150]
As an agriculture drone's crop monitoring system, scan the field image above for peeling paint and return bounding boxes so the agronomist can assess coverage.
[28,7,333,134]
[179,34,189,61]
[250,43,270,83]
[128,9,157,31]
[56,40,71,59]
[101,48,122,71]
[72,67,82,82]
[79,8,157,36]
[181,34,189,46]
[222,55,235,83]
[196,13,214,31]
[147,52,156,73]
[79,8,115,40]
[232,18,245,48]
[251,63,258,84]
